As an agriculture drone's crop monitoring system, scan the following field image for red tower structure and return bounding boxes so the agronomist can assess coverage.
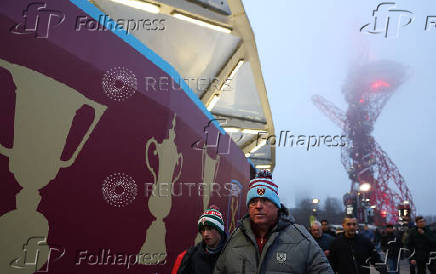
[312,60,415,224]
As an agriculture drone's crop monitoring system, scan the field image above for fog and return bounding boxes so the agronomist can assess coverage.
[243,0,436,215]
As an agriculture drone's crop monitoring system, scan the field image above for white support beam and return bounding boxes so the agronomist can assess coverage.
[200,43,245,107]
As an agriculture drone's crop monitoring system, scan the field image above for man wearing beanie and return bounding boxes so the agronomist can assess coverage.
[172,207,227,274]
[214,170,333,274]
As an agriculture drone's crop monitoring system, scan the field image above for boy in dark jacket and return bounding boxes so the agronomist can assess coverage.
[172,208,227,274]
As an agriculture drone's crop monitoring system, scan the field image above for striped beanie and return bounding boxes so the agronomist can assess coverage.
[246,170,280,208]
[198,208,225,235]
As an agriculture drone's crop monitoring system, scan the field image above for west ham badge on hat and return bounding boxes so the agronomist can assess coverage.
[257,187,265,196]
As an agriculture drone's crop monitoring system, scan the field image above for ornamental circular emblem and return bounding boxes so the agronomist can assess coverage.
[102,66,137,102]
[276,252,287,264]
[102,172,137,207]
[257,187,266,196]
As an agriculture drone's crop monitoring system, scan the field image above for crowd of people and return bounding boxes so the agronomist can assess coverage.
[171,170,436,274]
[313,215,436,273]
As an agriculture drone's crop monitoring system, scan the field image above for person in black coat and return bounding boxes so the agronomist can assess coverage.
[321,219,337,238]
[380,224,402,274]
[329,216,386,274]
[399,214,417,274]
[406,216,436,274]
[311,221,334,257]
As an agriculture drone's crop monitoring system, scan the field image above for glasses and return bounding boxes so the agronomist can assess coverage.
[346,223,357,226]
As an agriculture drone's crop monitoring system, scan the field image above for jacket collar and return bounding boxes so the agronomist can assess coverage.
[199,232,228,256]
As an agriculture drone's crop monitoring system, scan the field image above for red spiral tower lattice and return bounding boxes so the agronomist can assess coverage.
[312,60,415,224]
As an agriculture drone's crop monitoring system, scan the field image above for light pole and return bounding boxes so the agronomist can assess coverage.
[311,198,320,225]
[398,200,411,224]
[358,183,371,223]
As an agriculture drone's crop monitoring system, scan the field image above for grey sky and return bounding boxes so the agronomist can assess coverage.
[243,0,436,215]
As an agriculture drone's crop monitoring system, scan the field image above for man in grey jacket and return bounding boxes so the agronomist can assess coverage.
[214,170,333,274]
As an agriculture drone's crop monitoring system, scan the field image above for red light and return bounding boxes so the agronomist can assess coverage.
[371,80,390,90]
[359,98,365,103]
[381,210,387,218]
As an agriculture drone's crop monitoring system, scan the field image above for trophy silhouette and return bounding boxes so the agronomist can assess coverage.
[226,180,242,233]
[194,148,220,244]
[139,115,183,265]
[0,58,107,273]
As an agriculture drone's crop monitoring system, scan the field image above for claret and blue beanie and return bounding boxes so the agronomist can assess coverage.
[246,169,280,208]
[198,207,225,235]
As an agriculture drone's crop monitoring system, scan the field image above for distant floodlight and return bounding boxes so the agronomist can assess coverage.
[359,183,371,192]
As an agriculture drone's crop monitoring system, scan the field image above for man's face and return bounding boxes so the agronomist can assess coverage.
[248,197,278,229]
[321,221,329,232]
[200,225,221,248]
[417,218,426,229]
[311,224,322,239]
[343,218,358,238]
